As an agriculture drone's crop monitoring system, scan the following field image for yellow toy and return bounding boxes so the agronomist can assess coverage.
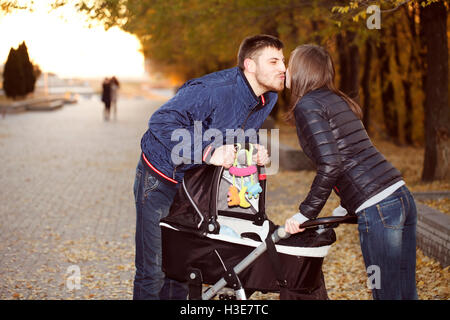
[238,185,251,208]
[227,185,240,206]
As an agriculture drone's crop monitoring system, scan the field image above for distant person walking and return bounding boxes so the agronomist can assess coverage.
[110,76,120,120]
[101,77,112,121]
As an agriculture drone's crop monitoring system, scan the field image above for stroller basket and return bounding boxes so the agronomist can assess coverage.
[160,146,356,299]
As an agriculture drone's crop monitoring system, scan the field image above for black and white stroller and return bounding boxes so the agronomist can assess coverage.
[160,144,356,300]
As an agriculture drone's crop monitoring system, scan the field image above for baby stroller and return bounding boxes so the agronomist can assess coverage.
[160,144,356,300]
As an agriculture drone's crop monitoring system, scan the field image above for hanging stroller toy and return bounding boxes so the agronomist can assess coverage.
[160,143,357,300]
[227,144,262,208]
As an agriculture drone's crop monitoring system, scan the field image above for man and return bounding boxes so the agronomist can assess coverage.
[133,34,286,300]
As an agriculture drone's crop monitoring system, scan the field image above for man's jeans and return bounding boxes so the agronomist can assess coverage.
[357,185,418,300]
[133,157,188,300]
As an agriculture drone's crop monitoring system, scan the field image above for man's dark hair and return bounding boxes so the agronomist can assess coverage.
[237,34,284,70]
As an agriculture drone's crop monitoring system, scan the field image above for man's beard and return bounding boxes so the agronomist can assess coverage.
[255,72,285,92]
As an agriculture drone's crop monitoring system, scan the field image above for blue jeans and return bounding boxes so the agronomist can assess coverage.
[357,185,418,300]
[133,157,188,300]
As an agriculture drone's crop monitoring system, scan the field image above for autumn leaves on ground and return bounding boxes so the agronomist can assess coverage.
[263,172,448,300]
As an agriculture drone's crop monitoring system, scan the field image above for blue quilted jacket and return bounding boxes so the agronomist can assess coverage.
[140,67,278,182]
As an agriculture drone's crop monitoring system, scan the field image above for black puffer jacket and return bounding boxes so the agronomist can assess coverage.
[294,87,402,219]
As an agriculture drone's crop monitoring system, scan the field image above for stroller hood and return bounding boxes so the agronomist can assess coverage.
[161,165,221,233]
[162,161,267,234]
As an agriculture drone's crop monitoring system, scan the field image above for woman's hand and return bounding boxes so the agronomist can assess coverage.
[284,217,306,234]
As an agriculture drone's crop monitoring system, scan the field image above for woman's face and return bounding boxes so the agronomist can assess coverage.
[285,67,291,89]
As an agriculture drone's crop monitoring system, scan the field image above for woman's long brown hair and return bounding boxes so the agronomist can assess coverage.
[285,44,363,121]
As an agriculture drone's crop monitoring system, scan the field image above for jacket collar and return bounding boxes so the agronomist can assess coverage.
[237,67,273,110]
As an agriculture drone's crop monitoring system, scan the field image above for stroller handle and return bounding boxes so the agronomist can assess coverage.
[278,215,357,240]
[299,215,358,229]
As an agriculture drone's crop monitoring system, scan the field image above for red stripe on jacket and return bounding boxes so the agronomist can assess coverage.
[142,153,178,184]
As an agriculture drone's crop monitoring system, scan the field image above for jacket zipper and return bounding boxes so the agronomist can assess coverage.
[241,95,266,130]
[240,110,253,130]
[241,100,264,130]
[173,164,180,180]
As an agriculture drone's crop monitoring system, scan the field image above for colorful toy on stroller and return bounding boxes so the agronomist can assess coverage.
[160,144,356,300]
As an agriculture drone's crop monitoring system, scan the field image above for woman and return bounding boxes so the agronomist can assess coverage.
[283,44,418,300]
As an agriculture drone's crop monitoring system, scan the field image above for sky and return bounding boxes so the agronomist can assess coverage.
[0,1,146,79]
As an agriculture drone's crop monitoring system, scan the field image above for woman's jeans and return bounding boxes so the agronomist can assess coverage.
[133,157,188,300]
[356,185,418,300]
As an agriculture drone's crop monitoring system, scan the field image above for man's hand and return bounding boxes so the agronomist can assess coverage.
[209,145,236,168]
[252,144,270,166]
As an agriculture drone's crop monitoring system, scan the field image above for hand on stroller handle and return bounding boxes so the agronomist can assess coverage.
[252,144,270,167]
[284,213,359,234]
[284,218,306,235]
[209,145,236,168]
[210,143,269,168]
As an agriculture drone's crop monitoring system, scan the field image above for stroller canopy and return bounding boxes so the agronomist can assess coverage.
[162,155,267,235]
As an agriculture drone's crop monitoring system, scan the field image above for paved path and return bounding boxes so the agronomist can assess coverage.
[0,96,162,299]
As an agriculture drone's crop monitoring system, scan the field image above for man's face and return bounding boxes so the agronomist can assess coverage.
[253,47,286,92]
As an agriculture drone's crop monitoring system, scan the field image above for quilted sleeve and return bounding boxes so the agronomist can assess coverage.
[294,97,342,219]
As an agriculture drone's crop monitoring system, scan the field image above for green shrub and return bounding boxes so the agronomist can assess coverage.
[2,41,37,99]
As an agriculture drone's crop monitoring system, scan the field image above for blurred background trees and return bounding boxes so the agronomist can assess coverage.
[78,0,449,181]
[3,0,448,181]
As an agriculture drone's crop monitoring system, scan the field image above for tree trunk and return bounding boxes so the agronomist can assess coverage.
[348,33,360,104]
[402,80,414,145]
[311,20,322,44]
[336,33,349,94]
[361,38,373,133]
[392,22,414,146]
[402,4,421,146]
[420,1,450,181]
[337,31,360,102]
[377,39,399,143]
